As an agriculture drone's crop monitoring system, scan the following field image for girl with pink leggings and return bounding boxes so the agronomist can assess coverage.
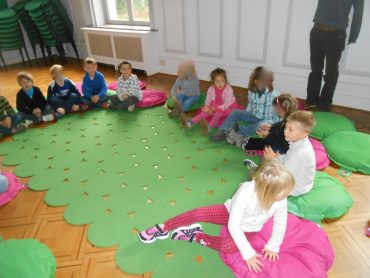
[180,68,237,136]
[139,160,295,273]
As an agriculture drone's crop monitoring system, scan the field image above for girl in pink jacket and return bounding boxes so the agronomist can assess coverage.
[180,68,237,136]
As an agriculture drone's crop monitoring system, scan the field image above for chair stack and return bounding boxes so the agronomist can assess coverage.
[13,0,47,63]
[0,8,31,68]
[25,0,79,62]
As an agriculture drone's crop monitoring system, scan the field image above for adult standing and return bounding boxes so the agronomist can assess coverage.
[306,0,364,111]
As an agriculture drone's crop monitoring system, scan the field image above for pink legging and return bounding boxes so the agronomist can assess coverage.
[191,108,233,128]
[164,204,239,253]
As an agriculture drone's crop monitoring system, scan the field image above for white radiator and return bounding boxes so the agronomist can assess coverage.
[81,27,158,75]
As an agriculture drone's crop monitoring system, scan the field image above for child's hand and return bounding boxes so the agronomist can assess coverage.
[71,104,80,112]
[0,117,11,128]
[264,146,279,160]
[259,124,271,131]
[176,87,181,93]
[33,108,41,117]
[91,95,99,104]
[122,94,129,100]
[210,106,218,113]
[262,248,279,262]
[245,254,264,273]
[202,106,210,113]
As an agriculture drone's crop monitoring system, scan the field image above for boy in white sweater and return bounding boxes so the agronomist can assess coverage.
[264,111,316,196]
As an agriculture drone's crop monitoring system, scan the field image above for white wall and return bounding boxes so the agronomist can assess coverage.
[151,0,370,110]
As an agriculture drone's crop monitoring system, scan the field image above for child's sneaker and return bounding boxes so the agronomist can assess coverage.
[199,119,210,136]
[180,113,192,129]
[171,223,203,242]
[138,224,169,244]
[173,99,183,114]
[168,108,179,118]
[42,114,55,122]
[80,104,90,112]
[101,102,109,109]
[12,123,27,134]
[128,104,136,112]
[243,159,258,168]
[24,120,34,127]
[210,130,227,142]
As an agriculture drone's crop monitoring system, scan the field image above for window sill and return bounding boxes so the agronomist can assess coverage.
[89,24,157,32]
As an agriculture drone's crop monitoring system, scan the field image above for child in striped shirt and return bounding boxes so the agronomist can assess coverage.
[108,61,142,112]
[138,160,295,273]
[0,95,26,136]
[211,67,280,143]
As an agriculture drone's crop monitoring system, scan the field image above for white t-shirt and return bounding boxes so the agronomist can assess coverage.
[224,181,288,260]
[279,137,316,196]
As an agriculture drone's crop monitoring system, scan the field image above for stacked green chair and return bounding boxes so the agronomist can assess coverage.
[0,8,31,68]
[13,0,47,63]
[0,0,7,10]
[25,0,79,62]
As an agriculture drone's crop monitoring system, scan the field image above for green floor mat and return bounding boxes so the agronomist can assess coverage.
[166,92,207,111]
[0,237,56,278]
[0,107,257,277]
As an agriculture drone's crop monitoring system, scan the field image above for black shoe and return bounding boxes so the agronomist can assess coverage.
[317,104,331,112]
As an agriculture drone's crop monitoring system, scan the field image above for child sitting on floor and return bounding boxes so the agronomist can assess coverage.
[139,160,295,273]
[16,72,57,124]
[169,60,200,117]
[211,67,280,142]
[0,171,8,194]
[47,64,81,115]
[237,94,297,151]
[107,61,142,112]
[180,68,236,136]
[81,57,108,110]
[263,111,316,196]
[0,94,26,136]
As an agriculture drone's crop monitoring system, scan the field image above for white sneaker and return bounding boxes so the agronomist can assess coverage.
[24,120,34,127]
[128,104,135,112]
[42,114,55,122]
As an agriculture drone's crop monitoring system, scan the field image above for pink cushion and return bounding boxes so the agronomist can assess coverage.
[309,138,330,170]
[108,80,146,91]
[297,99,305,110]
[75,82,82,95]
[137,89,168,108]
[0,172,26,206]
[219,214,334,278]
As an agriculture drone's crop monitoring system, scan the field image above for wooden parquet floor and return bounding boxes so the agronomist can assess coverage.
[0,58,369,278]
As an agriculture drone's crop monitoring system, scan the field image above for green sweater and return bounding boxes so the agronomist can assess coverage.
[313,0,364,43]
[0,96,16,119]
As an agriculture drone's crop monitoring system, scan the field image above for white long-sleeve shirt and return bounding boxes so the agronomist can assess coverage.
[224,181,288,261]
[279,137,316,196]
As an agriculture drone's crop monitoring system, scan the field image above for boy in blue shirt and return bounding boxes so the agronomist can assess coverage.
[47,65,81,116]
[81,57,108,110]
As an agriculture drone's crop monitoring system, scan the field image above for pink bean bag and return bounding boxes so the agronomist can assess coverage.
[137,89,168,108]
[309,138,330,170]
[0,172,26,206]
[219,214,334,278]
[108,80,146,91]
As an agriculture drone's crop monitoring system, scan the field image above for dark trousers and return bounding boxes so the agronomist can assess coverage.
[48,93,81,112]
[18,104,54,123]
[0,114,24,136]
[109,95,139,111]
[306,27,346,109]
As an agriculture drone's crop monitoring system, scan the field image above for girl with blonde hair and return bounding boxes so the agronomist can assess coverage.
[139,160,295,273]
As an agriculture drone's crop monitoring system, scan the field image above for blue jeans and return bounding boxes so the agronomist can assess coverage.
[0,174,9,193]
[0,114,24,136]
[81,95,109,108]
[48,93,81,112]
[219,109,264,136]
[173,93,199,112]
[18,104,54,123]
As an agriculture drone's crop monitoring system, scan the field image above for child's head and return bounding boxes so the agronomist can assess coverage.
[248,66,268,92]
[119,61,132,79]
[178,60,197,79]
[210,68,227,89]
[285,111,316,142]
[50,64,64,81]
[17,71,34,91]
[272,94,297,119]
[253,160,295,210]
[84,57,97,76]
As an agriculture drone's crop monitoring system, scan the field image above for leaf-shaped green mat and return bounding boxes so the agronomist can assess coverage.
[0,107,258,277]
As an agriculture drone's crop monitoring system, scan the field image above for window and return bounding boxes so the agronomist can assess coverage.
[105,0,151,26]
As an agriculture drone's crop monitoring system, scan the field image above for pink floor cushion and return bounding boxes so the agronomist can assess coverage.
[75,82,82,95]
[297,99,305,110]
[0,172,26,206]
[309,138,330,170]
[219,214,334,278]
[136,89,168,108]
[108,80,146,91]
